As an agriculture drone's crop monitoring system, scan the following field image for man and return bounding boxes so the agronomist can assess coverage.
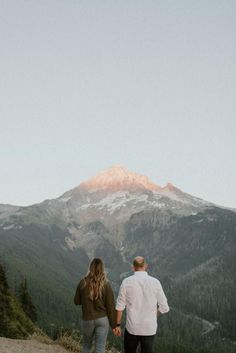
[113,256,169,353]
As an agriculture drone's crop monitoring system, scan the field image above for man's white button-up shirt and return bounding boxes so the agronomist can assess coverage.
[116,271,169,335]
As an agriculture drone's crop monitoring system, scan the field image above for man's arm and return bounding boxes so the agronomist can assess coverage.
[156,280,170,315]
[116,310,123,325]
[113,310,123,336]
[116,281,126,311]
[113,282,126,336]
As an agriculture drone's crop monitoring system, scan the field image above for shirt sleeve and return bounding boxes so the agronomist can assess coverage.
[74,280,82,305]
[116,281,126,311]
[156,281,170,314]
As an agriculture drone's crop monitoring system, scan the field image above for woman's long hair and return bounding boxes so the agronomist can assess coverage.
[84,258,107,301]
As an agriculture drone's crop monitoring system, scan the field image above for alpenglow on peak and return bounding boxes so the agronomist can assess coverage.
[80,165,162,192]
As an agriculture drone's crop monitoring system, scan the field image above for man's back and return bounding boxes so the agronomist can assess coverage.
[116,271,169,335]
[114,257,169,353]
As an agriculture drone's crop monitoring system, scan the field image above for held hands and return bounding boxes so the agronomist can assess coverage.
[112,326,122,336]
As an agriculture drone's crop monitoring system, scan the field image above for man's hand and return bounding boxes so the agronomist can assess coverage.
[112,326,122,336]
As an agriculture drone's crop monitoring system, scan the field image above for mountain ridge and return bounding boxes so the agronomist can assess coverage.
[0,166,235,350]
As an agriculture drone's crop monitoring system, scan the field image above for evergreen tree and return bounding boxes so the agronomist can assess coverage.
[0,264,10,335]
[18,278,37,323]
[0,264,9,294]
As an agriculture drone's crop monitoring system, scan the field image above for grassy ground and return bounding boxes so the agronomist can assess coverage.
[35,330,120,353]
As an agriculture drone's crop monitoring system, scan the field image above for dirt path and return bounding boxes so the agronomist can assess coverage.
[0,337,69,353]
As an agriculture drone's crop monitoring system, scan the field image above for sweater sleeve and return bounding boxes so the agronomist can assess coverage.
[74,280,82,305]
[104,282,116,329]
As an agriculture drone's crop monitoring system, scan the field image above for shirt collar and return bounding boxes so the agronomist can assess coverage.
[134,271,148,276]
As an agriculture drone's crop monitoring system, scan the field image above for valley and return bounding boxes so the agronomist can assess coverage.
[0,166,235,353]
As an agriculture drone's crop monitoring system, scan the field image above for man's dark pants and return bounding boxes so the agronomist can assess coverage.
[124,329,156,353]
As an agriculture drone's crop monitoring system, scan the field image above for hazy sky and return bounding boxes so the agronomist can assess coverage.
[1,0,235,208]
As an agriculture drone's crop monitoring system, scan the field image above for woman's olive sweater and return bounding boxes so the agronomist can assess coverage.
[74,279,116,329]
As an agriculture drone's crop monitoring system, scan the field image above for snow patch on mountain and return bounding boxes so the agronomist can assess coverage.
[2,224,15,230]
[1,224,23,231]
[79,191,151,212]
[65,237,77,251]
[76,191,177,217]
[75,187,209,217]
[58,196,72,203]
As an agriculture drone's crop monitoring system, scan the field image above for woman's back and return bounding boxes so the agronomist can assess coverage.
[74,277,116,327]
[74,258,116,353]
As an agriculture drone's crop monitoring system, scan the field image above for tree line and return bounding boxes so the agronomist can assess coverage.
[0,263,36,338]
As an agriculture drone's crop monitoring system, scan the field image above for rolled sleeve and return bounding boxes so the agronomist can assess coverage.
[156,281,169,314]
[116,282,126,311]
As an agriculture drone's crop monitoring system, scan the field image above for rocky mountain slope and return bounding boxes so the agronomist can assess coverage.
[0,166,235,347]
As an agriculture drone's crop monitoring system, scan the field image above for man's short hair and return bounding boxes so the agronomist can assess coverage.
[133,256,146,268]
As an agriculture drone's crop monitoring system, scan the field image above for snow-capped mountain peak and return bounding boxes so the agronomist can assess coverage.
[56,166,211,226]
[80,165,161,192]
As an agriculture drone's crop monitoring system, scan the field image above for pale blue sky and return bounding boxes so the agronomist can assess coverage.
[0,0,235,207]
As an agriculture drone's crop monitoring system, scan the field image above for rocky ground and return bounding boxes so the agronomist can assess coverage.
[0,337,120,353]
[0,337,70,353]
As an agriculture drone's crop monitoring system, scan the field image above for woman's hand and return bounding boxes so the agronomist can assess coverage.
[112,327,122,336]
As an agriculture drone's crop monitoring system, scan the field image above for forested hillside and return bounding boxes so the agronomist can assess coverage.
[0,263,35,338]
[0,167,235,353]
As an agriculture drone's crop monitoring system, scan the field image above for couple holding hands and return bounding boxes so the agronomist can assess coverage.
[74,256,169,353]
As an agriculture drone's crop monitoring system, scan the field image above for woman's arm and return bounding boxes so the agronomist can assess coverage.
[74,281,82,305]
[105,282,116,329]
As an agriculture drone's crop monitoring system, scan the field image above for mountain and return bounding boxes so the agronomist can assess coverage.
[0,166,235,351]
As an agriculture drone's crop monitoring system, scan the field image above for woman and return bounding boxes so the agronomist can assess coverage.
[74,258,116,353]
